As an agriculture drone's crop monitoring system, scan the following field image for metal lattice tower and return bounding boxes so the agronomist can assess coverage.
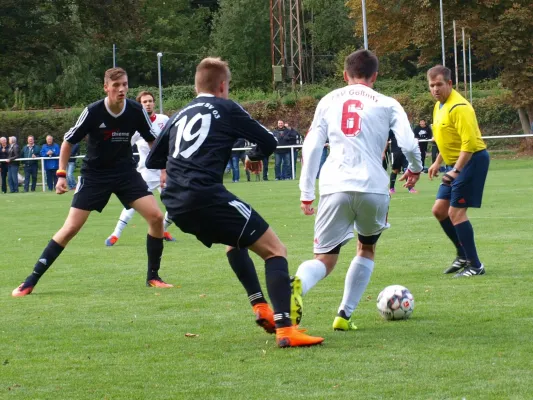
[270,0,305,90]
[269,0,285,90]
[287,0,304,88]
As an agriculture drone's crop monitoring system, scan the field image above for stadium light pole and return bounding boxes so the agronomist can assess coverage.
[361,0,368,50]
[453,20,458,89]
[469,37,473,104]
[439,0,445,65]
[113,44,116,67]
[462,27,467,98]
[157,52,163,114]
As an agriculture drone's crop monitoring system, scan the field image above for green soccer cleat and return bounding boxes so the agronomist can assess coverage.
[290,276,303,326]
[332,316,358,331]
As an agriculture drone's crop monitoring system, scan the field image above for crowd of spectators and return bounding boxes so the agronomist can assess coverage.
[0,135,79,193]
[2,116,446,192]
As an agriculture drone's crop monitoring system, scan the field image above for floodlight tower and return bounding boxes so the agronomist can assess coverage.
[269,0,285,90]
[287,0,304,89]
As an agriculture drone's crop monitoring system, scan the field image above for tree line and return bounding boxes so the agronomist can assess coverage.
[1,0,531,131]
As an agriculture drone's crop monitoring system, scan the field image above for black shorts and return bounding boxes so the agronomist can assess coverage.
[391,151,406,171]
[170,198,269,249]
[72,170,152,212]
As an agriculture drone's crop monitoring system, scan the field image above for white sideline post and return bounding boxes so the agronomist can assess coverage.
[41,158,46,192]
[291,145,295,180]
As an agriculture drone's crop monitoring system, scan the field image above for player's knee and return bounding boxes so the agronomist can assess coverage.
[271,242,287,258]
[145,209,164,227]
[432,203,447,219]
[60,221,83,241]
[448,207,466,224]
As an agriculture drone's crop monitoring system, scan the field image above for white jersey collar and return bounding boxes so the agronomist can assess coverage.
[105,97,127,118]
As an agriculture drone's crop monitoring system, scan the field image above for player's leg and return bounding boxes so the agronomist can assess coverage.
[130,194,172,288]
[333,192,389,331]
[12,207,91,297]
[248,228,324,347]
[225,244,274,332]
[105,207,136,246]
[152,183,176,242]
[449,150,490,277]
[292,193,355,325]
[389,152,403,193]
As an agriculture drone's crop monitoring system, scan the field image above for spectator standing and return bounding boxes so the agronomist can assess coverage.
[7,136,20,193]
[273,120,297,180]
[67,142,80,190]
[40,135,60,191]
[413,119,432,170]
[284,122,301,179]
[0,137,8,193]
[317,141,329,178]
[21,135,40,192]
[230,138,246,182]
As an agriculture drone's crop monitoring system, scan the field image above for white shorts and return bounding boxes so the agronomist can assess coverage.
[313,192,390,253]
[146,180,161,193]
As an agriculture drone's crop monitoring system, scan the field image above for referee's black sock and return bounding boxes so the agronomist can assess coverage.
[390,172,397,189]
[146,234,164,280]
[264,256,292,328]
[226,248,266,306]
[26,239,65,286]
[439,217,467,259]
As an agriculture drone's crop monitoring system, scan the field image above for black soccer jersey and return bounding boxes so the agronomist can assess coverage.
[64,98,155,174]
[388,130,400,153]
[413,125,432,141]
[146,95,277,213]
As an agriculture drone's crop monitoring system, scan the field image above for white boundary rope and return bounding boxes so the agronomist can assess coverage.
[1,133,532,191]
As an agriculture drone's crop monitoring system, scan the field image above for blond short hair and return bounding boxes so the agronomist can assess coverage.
[195,57,231,93]
[104,67,127,83]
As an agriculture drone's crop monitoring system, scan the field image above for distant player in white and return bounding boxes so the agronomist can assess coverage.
[291,50,423,331]
[105,91,176,246]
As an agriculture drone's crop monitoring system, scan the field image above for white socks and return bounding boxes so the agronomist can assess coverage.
[163,212,173,231]
[338,256,374,318]
[112,208,136,237]
[296,259,327,296]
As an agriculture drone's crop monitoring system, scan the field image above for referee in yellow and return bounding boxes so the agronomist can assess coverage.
[427,65,490,278]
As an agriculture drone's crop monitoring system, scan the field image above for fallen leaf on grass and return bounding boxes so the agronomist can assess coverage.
[185,333,199,338]
[199,294,207,298]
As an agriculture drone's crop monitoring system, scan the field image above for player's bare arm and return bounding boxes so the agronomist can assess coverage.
[56,140,73,194]
[428,153,443,180]
[441,150,473,185]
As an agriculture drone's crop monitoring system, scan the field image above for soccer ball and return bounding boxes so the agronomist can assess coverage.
[377,285,415,320]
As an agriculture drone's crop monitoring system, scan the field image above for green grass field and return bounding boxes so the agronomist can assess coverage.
[2,158,533,400]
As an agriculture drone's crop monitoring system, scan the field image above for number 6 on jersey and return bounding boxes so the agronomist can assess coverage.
[341,99,364,137]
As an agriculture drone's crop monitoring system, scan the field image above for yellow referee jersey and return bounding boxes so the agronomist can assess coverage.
[432,89,486,165]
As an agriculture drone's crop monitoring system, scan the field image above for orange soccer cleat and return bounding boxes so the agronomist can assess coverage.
[276,326,324,348]
[252,303,276,334]
[146,277,174,288]
[163,232,177,242]
[105,235,119,246]
[12,282,34,297]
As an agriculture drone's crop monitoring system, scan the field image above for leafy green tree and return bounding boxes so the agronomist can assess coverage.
[116,0,211,87]
[346,0,533,133]
[210,0,271,89]
[304,0,360,81]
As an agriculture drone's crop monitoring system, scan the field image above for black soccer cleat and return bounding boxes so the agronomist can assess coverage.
[453,263,485,278]
[443,257,468,274]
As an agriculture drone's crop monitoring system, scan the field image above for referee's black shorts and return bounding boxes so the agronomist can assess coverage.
[170,198,269,249]
[71,170,152,212]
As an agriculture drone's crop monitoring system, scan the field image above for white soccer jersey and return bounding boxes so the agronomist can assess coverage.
[131,113,169,183]
[300,84,422,201]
